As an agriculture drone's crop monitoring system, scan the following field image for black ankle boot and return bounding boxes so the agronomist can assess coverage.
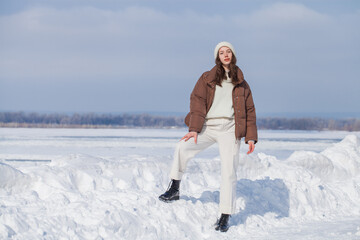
[215,214,230,232]
[159,179,180,202]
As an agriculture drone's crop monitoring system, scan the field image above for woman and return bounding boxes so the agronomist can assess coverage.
[159,41,258,232]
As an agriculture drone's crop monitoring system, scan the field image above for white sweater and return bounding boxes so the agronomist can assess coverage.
[206,72,234,119]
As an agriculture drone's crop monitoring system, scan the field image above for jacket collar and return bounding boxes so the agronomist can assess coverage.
[206,65,245,88]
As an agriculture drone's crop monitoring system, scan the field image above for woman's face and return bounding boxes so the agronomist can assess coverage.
[218,46,232,67]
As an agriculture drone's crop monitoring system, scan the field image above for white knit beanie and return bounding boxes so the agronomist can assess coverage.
[214,41,236,59]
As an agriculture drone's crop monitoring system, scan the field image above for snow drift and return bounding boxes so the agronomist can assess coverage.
[0,134,360,239]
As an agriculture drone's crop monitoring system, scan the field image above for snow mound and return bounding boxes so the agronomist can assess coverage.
[284,135,360,182]
[0,134,360,239]
[322,135,360,177]
[237,135,360,220]
[0,163,30,189]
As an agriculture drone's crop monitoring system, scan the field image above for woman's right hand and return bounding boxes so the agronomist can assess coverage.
[180,131,198,144]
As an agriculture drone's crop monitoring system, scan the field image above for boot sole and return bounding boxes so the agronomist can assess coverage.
[220,227,229,232]
[215,225,229,232]
[159,196,180,202]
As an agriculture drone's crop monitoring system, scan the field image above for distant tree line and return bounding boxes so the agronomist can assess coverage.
[257,117,360,131]
[0,112,359,131]
[0,112,184,128]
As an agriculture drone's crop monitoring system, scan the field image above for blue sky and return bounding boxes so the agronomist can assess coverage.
[0,0,359,116]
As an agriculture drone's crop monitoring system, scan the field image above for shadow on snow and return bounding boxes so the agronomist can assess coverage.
[232,177,289,225]
[181,177,289,225]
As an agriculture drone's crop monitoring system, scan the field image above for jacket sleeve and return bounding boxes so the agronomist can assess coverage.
[188,72,208,133]
[244,83,258,144]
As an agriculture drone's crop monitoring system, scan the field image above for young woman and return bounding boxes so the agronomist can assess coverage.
[159,41,258,232]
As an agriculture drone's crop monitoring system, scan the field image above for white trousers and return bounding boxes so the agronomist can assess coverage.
[169,118,240,214]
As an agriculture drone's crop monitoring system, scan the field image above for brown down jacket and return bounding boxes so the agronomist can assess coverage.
[184,65,258,144]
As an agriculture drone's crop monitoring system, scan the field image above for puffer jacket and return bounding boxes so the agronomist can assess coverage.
[184,65,258,143]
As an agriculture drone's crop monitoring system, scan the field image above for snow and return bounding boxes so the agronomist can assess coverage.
[1,128,360,239]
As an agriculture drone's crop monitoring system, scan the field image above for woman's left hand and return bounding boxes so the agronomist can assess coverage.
[247,141,255,154]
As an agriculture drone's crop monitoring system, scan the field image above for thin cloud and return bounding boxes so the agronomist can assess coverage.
[0,3,357,79]
[247,2,330,26]
[0,2,359,113]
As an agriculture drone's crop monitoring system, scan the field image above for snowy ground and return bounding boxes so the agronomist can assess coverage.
[1,128,360,239]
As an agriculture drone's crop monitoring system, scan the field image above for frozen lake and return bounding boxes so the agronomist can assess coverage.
[0,128,357,162]
[1,128,360,239]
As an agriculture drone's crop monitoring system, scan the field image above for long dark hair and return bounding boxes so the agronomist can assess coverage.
[214,53,239,86]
